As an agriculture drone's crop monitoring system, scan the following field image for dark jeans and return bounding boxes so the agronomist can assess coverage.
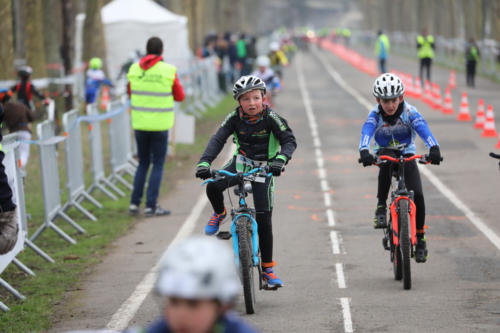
[419,57,432,83]
[0,151,15,212]
[377,158,426,233]
[466,60,477,87]
[206,158,275,263]
[379,58,387,74]
[131,130,168,209]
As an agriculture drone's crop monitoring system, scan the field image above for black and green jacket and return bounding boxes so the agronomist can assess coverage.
[198,106,297,165]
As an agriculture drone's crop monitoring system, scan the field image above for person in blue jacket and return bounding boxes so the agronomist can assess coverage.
[123,236,260,333]
[85,57,112,105]
[358,73,442,263]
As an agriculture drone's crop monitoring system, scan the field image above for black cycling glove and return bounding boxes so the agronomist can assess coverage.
[428,146,441,165]
[270,156,286,176]
[195,163,211,179]
[359,149,375,167]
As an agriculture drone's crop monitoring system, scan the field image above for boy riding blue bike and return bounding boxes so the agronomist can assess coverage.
[195,75,297,288]
[358,73,442,263]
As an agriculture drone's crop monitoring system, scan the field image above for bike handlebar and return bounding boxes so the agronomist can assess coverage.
[357,154,443,166]
[490,152,500,160]
[202,167,272,185]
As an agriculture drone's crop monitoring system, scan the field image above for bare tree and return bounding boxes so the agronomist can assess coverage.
[24,0,47,78]
[0,0,14,80]
[82,0,107,68]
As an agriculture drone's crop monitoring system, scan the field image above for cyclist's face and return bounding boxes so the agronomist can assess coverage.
[377,96,403,115]
[239,90,265,115]
[165,297,223,333]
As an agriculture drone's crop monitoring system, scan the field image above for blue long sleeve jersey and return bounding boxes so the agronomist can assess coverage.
[359,101,438,155]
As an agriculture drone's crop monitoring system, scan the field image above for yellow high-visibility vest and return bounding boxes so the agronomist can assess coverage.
[127,61,177,131]
[417,35,435,59]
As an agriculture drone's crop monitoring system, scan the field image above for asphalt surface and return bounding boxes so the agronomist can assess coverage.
[51,44,500,332]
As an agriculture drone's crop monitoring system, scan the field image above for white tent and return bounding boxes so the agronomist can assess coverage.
[101,0,192,81]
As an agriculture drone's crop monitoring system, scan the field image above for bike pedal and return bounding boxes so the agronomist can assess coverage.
[216,231,232,240]
[263,284,280,291]
[382,237,390,251]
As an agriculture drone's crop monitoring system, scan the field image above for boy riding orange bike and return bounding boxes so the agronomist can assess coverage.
[358,73,442,263]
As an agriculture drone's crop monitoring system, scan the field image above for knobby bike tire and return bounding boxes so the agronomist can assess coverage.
[390,216,403,281]
[398,199,412,290]
[237,217,256,314]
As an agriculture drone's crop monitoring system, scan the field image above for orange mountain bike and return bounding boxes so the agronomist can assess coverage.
[374,153,434,290]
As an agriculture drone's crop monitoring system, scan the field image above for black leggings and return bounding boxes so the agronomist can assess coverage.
[377,159,426,233]
[419,57,432,82]
[206,158,275,263]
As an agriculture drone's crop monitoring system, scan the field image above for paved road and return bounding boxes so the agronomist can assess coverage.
[51,45,500,332]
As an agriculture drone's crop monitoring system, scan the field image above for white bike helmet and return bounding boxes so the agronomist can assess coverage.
[155,236,241,303]
[232,75,266,100]
[372,73,405,99]
[256,55,271,68]
[269,41,280,52]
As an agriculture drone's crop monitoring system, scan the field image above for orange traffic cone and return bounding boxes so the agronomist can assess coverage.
[100,86,110,111]
[441,88,454,115]
[474,98,485,129]
[432,83,442,111]
[448,70,456,89]
[496,135,500,149]
[457,92,472,121]
[481,104,498,137]
[414,77,422,99]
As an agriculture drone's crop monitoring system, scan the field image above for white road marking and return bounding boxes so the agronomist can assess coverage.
[313,137,321,148]
[318,167,327,180]
[327,208,336,227]
[336,263,347,289]
[106,147,234,331]
[330,231,340,254]
[314,47,500,253]
[324,192,332,207]
[340,298,354,333]
[321,179,330,192]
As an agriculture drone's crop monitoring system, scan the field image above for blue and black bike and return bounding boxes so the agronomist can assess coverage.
[203,164,273,314]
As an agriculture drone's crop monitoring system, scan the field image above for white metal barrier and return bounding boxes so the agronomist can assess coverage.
[62,109,103,221]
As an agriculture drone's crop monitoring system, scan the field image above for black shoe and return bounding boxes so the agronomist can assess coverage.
[415,236,428,263]
[373,205,387,229]
[145,205,171,217]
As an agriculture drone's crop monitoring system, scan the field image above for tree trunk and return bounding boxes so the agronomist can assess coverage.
[61,0,73,110]
[24,0,47,78]
[0,0,14,80]
[82,0,107,70]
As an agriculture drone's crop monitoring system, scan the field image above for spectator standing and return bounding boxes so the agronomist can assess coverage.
[0,99,18,255]
[0,89,34,169]
[416,28,435,83]
[127,37,185,217]
[375,30,390,74]
[236,33,248,75]
[465,37,480,87]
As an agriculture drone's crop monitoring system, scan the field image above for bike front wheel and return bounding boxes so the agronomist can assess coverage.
[398,199,412,290]
[237,216,256,314]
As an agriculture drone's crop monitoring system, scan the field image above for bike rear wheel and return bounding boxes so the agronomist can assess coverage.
[237,217,256,314]
[398,200,412,290]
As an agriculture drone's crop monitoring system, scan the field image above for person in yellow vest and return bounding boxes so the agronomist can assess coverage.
[375,30,390,73]
[416,28,435,83]
[465,37,480,88]
[127,37,185,217]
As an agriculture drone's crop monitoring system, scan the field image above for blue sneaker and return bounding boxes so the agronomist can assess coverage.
[205,209,226,235]
[262,267,283,289]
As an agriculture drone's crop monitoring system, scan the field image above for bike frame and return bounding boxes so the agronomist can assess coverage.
[380,154,425,248]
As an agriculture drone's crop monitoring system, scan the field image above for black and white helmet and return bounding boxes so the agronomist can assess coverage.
[372,73,405,99]
[232,75,266,100]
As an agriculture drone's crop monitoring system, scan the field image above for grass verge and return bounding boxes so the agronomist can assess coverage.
[0,94,234,333]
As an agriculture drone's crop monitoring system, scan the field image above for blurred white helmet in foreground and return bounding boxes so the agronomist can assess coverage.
[156,236,241,303]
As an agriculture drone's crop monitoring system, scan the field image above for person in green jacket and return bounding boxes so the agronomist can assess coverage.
[416,28,435,83]
[465,37,480,88]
